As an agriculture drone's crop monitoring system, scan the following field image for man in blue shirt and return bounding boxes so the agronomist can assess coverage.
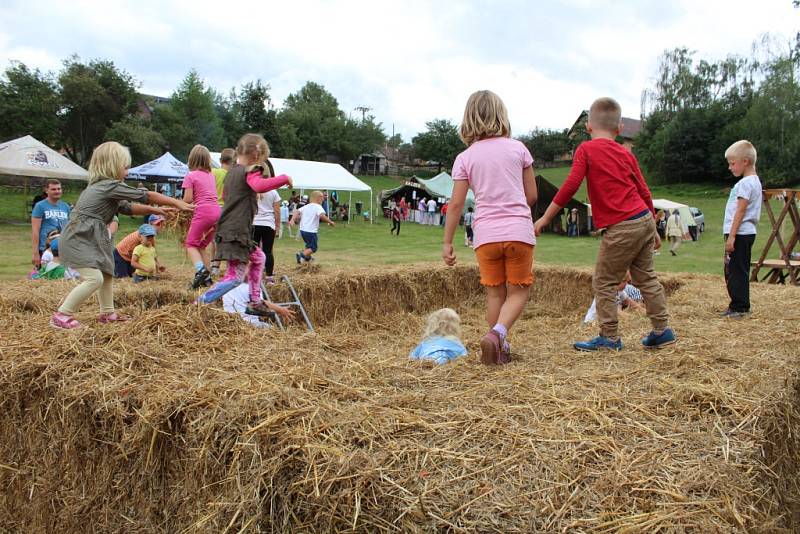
[31,179,71,268]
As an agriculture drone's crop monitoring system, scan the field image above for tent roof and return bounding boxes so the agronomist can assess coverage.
[0,135,88,180]
[128,152,189,182]
[652,199,689,210]
[270,158,370,192]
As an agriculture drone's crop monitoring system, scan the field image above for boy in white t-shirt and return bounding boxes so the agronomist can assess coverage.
[290,190,335,263]
[721,140,762,319]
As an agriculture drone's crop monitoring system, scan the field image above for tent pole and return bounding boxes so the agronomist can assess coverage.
[348,191,352,225]
[370,188,373,224]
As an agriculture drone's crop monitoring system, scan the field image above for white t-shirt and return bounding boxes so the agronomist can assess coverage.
[723,175,762,235]
[427,199,436,212]
[253,190,281,229]
[297,203,326,233]
[222,283,269,329]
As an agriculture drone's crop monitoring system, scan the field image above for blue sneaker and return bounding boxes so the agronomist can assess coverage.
[641,328,677,349]
[574,336,623,352]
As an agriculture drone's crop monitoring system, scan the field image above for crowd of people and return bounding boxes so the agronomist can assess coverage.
[28,91,763,354]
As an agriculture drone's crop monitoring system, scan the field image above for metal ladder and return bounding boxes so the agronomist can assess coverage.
[260,275,314,332]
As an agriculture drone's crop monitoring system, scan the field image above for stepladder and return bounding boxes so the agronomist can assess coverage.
[260,275,314,332]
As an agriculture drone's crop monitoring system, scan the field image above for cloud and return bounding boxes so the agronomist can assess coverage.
[1,0,797,140]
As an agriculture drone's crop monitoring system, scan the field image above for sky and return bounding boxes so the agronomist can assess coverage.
[1,1,797,141]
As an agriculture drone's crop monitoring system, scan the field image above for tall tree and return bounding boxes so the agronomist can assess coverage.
[277,82,347,160]
[58,56,139,164]
[0,62,61,145]
[517,128,572,164]
[411,119,463,172]
[342,115,386,166]
[105,117,165,165]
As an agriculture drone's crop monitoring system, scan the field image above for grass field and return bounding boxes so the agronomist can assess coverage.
[0,169,788,280]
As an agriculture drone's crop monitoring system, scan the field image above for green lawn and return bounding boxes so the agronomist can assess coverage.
[0,172,789,281]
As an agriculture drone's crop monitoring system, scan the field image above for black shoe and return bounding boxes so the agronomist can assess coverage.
[191,268,210,289]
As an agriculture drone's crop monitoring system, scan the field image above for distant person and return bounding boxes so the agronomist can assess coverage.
[534,96,675,351]
[426,197,437,225]
[567,208,579,237]
[443,90,537,365]
[253,163,281,284]
[31,179,71,268]
[666,209,683,256]
[390,202,402,235]
[398,197,408,220]
[279,200,292,238]
[440,201,448,226]
[50,142,192,330]
[291,190,335,263]
[183,144,221,289]
[196,134,292,316]
[721,140,762,319]
[130,224,165,283]
[417,197,426,224]
[655,210,667,239]
[114,215,164,278]
[463,206,474,247]
[31,184,47,207]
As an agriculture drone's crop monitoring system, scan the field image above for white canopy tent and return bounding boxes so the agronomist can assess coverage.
[0,135,88,183]
[209,153,372,222]
[652,199,696,227]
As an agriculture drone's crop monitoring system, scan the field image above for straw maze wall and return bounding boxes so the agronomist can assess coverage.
[0,265,798,532]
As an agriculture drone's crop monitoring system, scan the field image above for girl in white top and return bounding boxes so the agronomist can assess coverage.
[253,187,281,283]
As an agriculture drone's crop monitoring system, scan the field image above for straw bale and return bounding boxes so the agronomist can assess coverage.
[0,265,798,532]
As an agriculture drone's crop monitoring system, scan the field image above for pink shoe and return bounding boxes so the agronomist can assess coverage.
[50,312,83,330]
[497,340,511,365]
[98,312,131,323]
[479,330,502,365]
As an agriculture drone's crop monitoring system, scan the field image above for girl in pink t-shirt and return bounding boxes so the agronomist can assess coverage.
[443,90,538,365]
[182,144,221,289]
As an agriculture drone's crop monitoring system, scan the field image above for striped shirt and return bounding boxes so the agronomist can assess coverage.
[617,284,643,305]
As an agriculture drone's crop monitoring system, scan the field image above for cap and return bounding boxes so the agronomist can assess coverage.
[138,224,157,237]
[302,195,309,200]
[571,208,578,212]
[147,214,165,224]
[50,237,59,255]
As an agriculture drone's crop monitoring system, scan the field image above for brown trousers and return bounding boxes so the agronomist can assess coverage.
[594,213,669,338]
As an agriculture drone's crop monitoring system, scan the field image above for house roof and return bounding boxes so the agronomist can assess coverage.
[568,110,642,140]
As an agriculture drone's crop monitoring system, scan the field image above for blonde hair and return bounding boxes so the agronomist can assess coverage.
[237,133,270,165]
[459,90,511,146]
[422,308,462,340]
[187,144,212,172]
[219,148,236,164]
[88,142,131,184]
[310,190,324,202]
[725,140,757,165]
[588,97,622,131]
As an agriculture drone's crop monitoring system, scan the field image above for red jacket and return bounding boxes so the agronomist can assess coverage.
[553,138,654,229]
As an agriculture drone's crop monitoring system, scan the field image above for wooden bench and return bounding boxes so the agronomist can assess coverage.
[751,259,800,284]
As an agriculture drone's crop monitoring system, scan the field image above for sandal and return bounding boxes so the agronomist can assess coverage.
[50,312,84,330]
[98,312,131,323]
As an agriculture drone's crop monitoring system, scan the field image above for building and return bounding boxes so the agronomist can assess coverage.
[136,94,172,121]
[568,110,642,151]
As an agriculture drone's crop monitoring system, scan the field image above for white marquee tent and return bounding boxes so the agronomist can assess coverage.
[652,199,697,227]
[210,153,372,222]
[0,135,88,181]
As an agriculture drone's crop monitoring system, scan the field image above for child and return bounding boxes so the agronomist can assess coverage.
[409,308,468,365]
[183,144,221,289]
[131,224,165,283]
[252,165,281,284]
[721,140,762,319]
[33,236,80,280]
[39,229,61,268]
[114,214,164,278]
[279,200,292,238]
[50,142,192,330]
[210,147,235,276]
[534,97,675,351]
[291,190,335,264]
[443,90,538,365]
[390,202,401,235]
[463,206,474,247]
[222,282,295,328]
[583,272,644,323]
[196,133,294,318]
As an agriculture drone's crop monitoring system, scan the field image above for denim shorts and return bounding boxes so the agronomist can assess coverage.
[300,231,319,252]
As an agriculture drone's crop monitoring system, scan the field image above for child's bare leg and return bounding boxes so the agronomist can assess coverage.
[303,247,313,257]
[485,284,506,328]
[496,284,530,330]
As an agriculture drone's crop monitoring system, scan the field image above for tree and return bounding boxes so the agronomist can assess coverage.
[341,115,386,165]
[105,117,165,165]
[411,119,463,172]
[58,56,139,164]
[277,82,348,160]
[154,70,224,159]
[517,128,572,164]
[386,133,403,148]
[0,62,61,145]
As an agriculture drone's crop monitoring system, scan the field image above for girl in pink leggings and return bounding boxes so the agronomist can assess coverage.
[197,134,294,321]
[183,144,221,288]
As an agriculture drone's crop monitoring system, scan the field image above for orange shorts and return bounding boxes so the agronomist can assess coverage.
[474,241,535,286]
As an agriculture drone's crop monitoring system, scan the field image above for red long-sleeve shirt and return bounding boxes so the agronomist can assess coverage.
[553,138,654,229]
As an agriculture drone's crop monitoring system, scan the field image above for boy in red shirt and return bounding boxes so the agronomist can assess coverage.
[534,97,675,351]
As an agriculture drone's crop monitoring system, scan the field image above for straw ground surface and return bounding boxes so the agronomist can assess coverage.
[0,265,798,532]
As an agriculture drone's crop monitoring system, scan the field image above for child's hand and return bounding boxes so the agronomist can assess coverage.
[328,221,335,227]
[653,233,662,250]
[271,303,296,321]
[442,244,456,266]
[285,176,293,189]
[175,200,194,212]
[533,219,545,236]
[152,206,173,217]
[725,236,735,253]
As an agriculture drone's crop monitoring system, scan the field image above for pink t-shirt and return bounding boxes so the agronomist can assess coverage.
[182,170,218,208]
[452,137,535,249]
